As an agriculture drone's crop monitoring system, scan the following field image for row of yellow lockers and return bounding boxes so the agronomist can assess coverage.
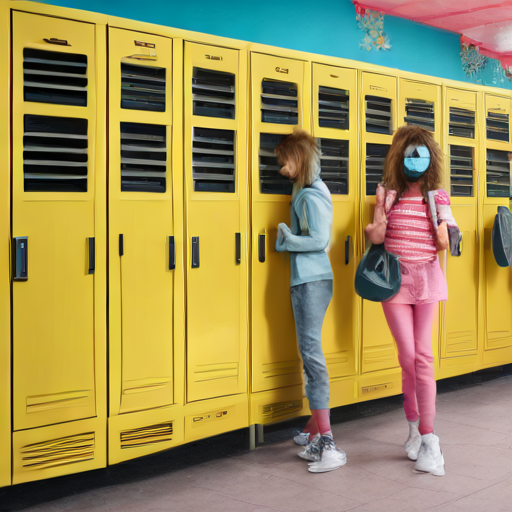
[1,2,512,487]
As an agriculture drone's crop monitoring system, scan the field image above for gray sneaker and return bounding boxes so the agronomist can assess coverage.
[293,431,310,446]
[298,433,321,461]
[307,435,347,473]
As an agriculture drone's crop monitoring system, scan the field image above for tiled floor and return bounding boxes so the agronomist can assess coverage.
[2,369,511,512]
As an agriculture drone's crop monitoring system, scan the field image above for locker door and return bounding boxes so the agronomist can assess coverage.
[399,79,441,143]
[12,12,97,430]
[184,42,247,402]
[251,53,307,393]
[108,28,175,415]
[312,63,358,385]
[482,94,512,353]
[360,72,400,373]
[441,88,479,358]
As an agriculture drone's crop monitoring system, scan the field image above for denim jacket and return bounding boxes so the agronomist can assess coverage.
[276,178,333,287]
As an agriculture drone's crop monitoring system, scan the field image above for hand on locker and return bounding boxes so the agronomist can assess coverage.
[365,185,396,245]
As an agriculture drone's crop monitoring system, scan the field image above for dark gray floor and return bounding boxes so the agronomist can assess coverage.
[1,365,511,512]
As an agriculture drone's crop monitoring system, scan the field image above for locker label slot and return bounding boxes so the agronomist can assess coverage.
[134,40,156,49]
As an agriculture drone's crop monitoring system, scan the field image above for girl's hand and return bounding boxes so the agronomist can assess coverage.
[436,221,449,251]
[365,185,394,245]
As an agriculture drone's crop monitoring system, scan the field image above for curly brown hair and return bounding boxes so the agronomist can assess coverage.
[382,125,444,200]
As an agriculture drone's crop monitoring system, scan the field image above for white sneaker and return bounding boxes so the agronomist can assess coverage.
[414,433,445,476]
[307,435,347,473]
[293,431,310,446]
[298,433,321,461]
[404,418,421,461]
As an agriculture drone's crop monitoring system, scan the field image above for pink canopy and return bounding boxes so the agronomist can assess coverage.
[354,1,512,68]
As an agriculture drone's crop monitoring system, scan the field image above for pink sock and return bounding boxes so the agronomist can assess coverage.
[312,409,331,435]
[302,416,319,436]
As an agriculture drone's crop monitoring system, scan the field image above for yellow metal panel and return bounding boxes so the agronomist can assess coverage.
[12,417,106,485]
[250,53,308,394]
[312,63,359,388]
[184,42,248,403]
[0,0,10,488]
[108,405,184,465]
[12,11,97,430]
[485,94,511,146]
[250,386,303,425]
[108,27,175,417]
[446,88,477,112]
[356,367,402,402]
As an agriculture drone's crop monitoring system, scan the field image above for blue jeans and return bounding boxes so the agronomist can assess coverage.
[290,279,333,410]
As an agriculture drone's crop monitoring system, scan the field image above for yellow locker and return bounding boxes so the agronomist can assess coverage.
[108,27,183,463]
[183,42,248,405]
[481,94,512,363]
[360,72,400,376]
[250,53,309,424]
[0,0,10,488]
[440,87,479,364]
[311,63,358,405]
[11,10,106,483]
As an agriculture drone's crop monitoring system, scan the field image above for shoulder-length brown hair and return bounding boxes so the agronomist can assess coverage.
[382,125,444,200]
[274,129,320,192]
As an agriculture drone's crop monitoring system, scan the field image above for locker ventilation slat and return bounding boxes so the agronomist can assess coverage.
[193,127,235,193]
[366,143,390,195]
[20,432,95,470]
[486,149,511,198]
[449,107,475,139]
[121,63,166,112]
[450,145,474,197]
[319,139,348,195]
[487,110,509,142]
[318,86,349,130]
[121,123,166,193]
[365,95,392,134]
[261,79,298,125]
[120,422,173,449]
[23,115,88,192]
[260,133,292,195]
[193,67,235,119]
[405,98,434,132]
[23,48,87,107]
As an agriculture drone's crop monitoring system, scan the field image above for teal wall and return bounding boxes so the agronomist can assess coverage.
[35,0,511,89]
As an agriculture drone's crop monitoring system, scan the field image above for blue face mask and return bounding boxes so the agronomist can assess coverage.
[404,144,430,181]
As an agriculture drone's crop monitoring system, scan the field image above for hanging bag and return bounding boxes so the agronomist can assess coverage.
[354,243,401,302]
[492,206,512,267]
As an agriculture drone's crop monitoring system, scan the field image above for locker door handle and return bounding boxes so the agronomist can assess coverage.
[13,236,28,281]
[258,233,266,263]
[191,237,200,268]
[235,233,241,264]
[88,237,95,274]
[44,38,71,46]
[127,53,158,61]
[119,234,124,257]
[169,236,175,270]
[345,236,351,265]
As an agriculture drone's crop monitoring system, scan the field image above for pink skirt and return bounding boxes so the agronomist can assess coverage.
[384,258,448,305]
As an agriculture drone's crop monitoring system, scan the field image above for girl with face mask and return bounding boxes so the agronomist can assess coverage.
[365,125,457,477]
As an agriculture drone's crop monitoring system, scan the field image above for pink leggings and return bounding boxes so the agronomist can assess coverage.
[382,302,437,435]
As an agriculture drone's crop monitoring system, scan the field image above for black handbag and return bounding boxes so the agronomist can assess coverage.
[492,206,512,268]
[355,244,401,302]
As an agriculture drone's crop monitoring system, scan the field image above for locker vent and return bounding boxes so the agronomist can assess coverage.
[23,115,88,192]
[120,422,173,449]
[319,139,348,195]
[193,67,235,119]
[404,98,434,132]
[23,48,87,107]
[121,63,166,112]
[318,86,349,129]
[20,432,94,470]
[486,149,511,198]
[259,133,292,195]
[366,143,390,195]
[193,127,235,192]
[449,107,475,139]
[486,109,509,142]
[365,95,392,134]
[120,123,166,193]
[450,145,474,197]
[261,400,302,420]
[261,79,298,125]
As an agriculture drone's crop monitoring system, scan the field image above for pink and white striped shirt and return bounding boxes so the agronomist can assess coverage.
[385,192,437,263]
